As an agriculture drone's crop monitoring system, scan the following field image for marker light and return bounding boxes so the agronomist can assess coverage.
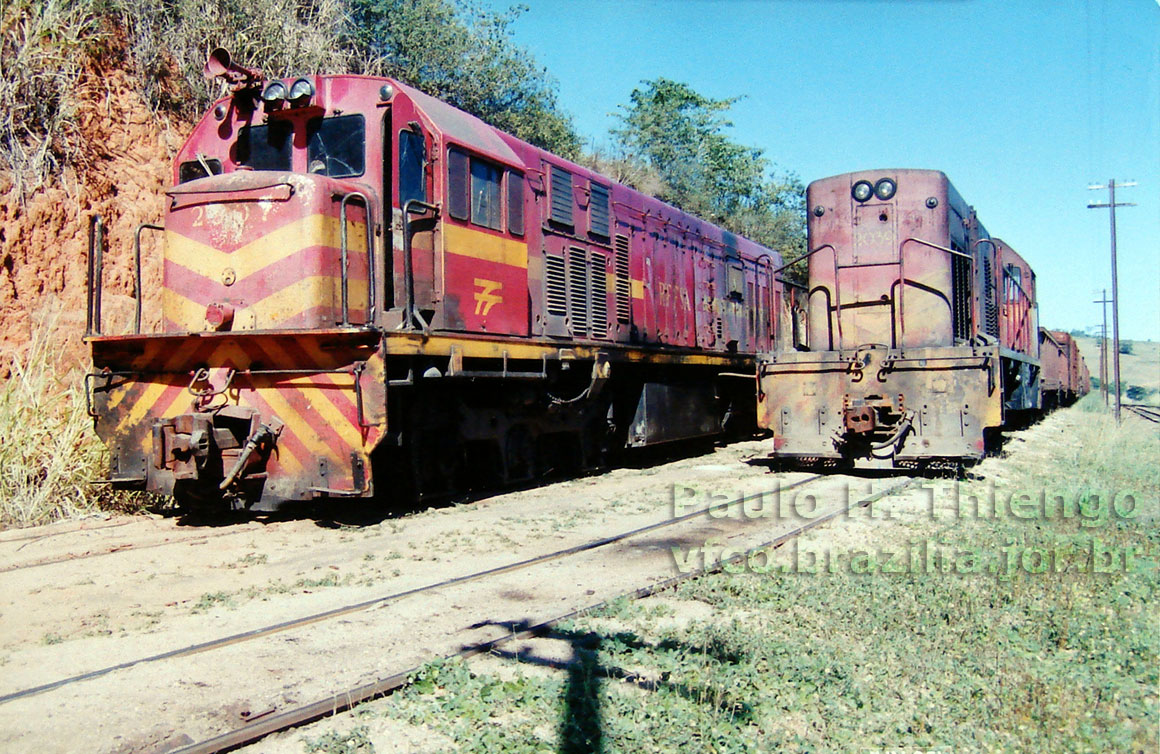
[812,205,825,217]
[925,196,939,209]
[261,81,287,102]
[288,78,315,105]
[379,83,395,101]
[874,177,897,201]
[852,180,874,202]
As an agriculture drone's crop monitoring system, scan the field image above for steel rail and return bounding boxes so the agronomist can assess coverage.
[0,474,831,705]
[1124,405,1160,423]
[0,526,256,575]
[0,519,135,546]
[171,476,918,754]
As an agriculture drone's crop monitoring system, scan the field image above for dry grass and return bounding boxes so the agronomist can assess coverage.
[0,312,150,529]
[0,0,102,196]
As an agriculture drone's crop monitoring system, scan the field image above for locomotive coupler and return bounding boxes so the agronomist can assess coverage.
[220,420,284,490]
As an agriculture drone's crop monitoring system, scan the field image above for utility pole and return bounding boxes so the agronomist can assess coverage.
[1093,291,1110,405]
[1088,180,1136,423]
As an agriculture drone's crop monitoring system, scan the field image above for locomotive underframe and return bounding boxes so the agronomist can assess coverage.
[757,344,1014,467]
[89,329,755,510]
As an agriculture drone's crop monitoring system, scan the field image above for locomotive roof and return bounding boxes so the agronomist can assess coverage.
[390,78,522,166]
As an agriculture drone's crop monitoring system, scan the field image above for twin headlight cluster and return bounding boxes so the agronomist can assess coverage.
[261,78,315,106]
[851,177,897,202]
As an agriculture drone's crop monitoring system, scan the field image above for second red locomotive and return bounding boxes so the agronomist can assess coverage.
[757,169,1040,468]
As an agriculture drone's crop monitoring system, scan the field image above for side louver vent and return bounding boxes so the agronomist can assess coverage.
[614,234,631,324]
[567,249,589,335]
[545,254,567,317]
[589,252,608,338]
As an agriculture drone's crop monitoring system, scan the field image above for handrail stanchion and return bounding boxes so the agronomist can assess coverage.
[133,223,164,334]
[88,216,105,336]
[337,193,375,326]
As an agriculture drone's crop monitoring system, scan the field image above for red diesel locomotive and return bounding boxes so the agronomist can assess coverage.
[757,169,1041,468]
[85,51,789,509]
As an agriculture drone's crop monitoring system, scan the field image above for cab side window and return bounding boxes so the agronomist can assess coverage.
[447,146,505,232]
[470,159,502,230]
[507,171,524,236]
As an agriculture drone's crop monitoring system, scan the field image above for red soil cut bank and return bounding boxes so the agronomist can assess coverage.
[0,67,189,371]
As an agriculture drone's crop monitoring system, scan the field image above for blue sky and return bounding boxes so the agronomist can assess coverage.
[486,0,1159,341]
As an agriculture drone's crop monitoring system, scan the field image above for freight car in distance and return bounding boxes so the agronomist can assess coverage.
[84,50,790,511]
[757,169,1040,470]
[1039,329,1091,410]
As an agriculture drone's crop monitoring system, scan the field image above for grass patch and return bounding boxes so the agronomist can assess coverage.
[0,311,156,529]
[302,725,375,754]
[371,403,1157,751]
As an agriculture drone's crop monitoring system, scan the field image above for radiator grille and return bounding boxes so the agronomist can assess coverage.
[614,234,630,324]
[545,254,567,317]
[567,248,589,334]
[951,252,972,341]
[983,254,999,337]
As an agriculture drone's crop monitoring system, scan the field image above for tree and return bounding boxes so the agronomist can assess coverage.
[611,78,805,259]
[345,0,580,157]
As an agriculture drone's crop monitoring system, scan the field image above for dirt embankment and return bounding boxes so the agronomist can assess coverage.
[0,64,187,370]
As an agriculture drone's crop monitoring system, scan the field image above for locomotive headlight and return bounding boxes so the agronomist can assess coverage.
[874,177,897,201]
[261,80,287,102]
[288,78,315,105]
[852,180,874,202]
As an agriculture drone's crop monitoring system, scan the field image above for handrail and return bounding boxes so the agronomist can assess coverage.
[895,237,979,348]
[86,215,105,336]
[133,224,164,333]
[165,180,295,197]
[338,192,374,326]
[770,243,834,277]
[753,253,778,343]
[402,199,439,330]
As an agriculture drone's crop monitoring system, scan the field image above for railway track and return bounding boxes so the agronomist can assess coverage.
[0,474,831,705]
[0,463,926,753]
[1125,404,1160,423]
[172,476,916,754]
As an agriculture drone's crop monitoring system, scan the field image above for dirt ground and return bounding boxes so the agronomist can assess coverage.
[239,405,1106,753]
[0,409,1092,753]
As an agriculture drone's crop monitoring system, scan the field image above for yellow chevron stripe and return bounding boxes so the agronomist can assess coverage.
[251,387,330,475]
[165,215,367,282]
[256,340,366,449]
[443,223,528,268]
[163,276,368,331]
[119,380,175,435]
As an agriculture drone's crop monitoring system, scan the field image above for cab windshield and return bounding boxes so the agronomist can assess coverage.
[235,114,365,178]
